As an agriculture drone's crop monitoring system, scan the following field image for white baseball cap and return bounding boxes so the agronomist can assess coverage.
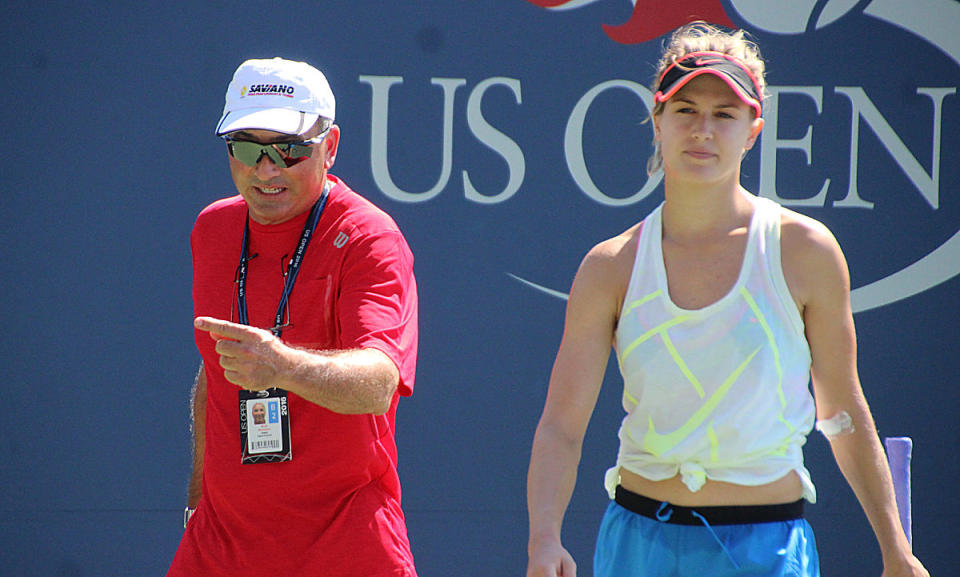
[215,57,336,136]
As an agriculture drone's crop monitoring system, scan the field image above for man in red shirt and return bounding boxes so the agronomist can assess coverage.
[168,57,419,577]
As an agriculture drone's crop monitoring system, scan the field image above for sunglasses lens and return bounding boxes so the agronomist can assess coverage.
[264,146,291,167]
[228,141,265,166]
[274,143,313,167]
[227,140,314,168]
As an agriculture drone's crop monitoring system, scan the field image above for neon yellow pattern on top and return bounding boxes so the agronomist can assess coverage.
[642,345,762,456]
[607,198,816,501]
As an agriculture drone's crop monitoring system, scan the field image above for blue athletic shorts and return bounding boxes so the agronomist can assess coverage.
[594,500,820,577]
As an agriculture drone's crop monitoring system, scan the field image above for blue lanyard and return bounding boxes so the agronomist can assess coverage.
[237,186,329,338]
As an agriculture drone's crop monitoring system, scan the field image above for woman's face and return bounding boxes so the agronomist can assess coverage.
[654,74,763,187]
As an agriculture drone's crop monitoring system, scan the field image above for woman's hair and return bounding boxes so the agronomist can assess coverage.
[646,22,767,175]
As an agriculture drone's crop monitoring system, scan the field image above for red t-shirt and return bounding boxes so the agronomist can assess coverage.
[168,176,418,577]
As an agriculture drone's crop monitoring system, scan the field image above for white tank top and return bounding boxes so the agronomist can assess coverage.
[607,196,817,502]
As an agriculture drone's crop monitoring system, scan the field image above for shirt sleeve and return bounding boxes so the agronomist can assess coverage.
[336,229,418,396]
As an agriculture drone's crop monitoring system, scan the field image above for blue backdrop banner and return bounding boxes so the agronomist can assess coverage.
[1,1,957,575]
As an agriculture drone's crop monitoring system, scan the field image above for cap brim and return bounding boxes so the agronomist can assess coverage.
[655,67,762,117]
[215,108,321,136]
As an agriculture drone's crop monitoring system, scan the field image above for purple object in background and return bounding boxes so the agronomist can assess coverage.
[884,437,913,545]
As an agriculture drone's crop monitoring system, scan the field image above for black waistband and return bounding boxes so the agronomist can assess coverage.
[614,485,804,526]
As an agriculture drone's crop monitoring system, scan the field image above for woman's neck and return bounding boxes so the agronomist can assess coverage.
[660,179,755,242]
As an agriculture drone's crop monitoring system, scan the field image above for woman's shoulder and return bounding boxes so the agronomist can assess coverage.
[777,205,843,259]
[584,221,643,271]
[776,204,850,308]
[572,222,644,314]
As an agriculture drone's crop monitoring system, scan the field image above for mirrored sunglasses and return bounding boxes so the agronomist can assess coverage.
[224,130,329,168]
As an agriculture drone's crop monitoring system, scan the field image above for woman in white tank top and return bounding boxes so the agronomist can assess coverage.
[526,22,927,577]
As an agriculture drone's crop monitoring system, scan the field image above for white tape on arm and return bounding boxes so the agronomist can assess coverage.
[816,410,855,439]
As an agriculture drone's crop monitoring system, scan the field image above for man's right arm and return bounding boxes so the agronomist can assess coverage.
[187,364,205,510]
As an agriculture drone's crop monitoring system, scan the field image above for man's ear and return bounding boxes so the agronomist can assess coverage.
[323,124,341,169]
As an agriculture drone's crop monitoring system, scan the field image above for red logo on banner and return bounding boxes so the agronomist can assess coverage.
[526,0,734,44]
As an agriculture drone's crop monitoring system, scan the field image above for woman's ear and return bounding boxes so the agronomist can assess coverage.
[745,116,764,151]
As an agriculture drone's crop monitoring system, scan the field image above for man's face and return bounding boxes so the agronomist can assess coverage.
[252,403,266,424]
[226,124,340,225]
